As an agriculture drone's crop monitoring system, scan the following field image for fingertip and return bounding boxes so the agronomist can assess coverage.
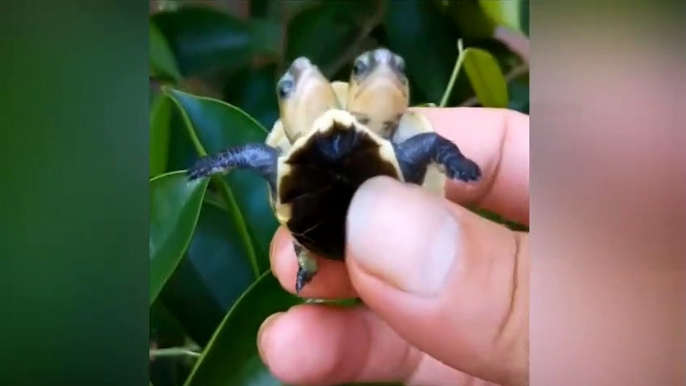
[269,226,358,299]
[256,305,355,385]
[257,312,284,367]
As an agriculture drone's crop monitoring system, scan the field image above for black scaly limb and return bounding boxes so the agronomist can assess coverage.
[394,132,482,185]
[186,143,280,191]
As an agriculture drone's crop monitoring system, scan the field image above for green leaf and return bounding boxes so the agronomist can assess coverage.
[150,301,192,386]
[150,21,182,82]
[469,206,528,232]
[383,0,472,105]
[152,6,256,77]
[285,0,381,76]
[507,74,529,114]
[150,171,210,304]
[222,63,280,130]
[520,0,529,36]
[183,271,302,386]
[479,0,525,34]
[248,19,282,59]
[166,106,202,173]
[159,201,256,346]
[150,94,173,177]
[165,88,279,276]
[444,0,497,39]
[462,47,509,108]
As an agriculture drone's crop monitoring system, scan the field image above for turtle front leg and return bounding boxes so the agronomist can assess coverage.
[293,242,318,294]
[186,143,279,191]
[394,132,482,184]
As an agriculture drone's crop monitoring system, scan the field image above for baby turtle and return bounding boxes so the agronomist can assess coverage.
[270,47,449,196]
[186,55,482,294]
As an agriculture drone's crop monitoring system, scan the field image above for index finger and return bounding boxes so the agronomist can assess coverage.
[414,107,530,226]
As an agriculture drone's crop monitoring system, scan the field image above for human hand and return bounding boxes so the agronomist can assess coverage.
[257,107,530,386]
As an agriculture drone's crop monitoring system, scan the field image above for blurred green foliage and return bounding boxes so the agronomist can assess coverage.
[149,1,529,385]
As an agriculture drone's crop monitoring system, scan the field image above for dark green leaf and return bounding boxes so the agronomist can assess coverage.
[185,201,255,312]
[166,88,278,276]
[383,0,472,105]
[150,21,182,82]
[150,171,210,304]
[166,106,201,173]
[520,0,529,36]
[443,0,496,39]
[151,94,173,177]
[150,301,191,386]
[151,300,187,348]
[159,201,256,346]
[469,206,529,232]
[222,63,280,130]
[248,19,282,59]
[479,0,524,34]
[507,74,529,114]
[183,272,302,386]
[152,6,255,77]
[285,0,382,77]
[462,48,509,108]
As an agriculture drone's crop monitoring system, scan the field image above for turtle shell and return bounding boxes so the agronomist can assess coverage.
[272,109,403,260]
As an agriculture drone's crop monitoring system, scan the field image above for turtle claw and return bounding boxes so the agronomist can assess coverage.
[446,158,482,182]
[295,266,316,294]
[294,242,318,294]
[394,132,482,185]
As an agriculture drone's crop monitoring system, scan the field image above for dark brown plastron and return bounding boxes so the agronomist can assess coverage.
[279,120,400,260]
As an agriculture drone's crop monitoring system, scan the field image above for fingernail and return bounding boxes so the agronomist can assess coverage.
[347,177,460,296]
[257,312,284,365]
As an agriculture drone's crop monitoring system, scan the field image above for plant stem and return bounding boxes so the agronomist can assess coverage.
[439,39,466,108]
[150,347,201,359]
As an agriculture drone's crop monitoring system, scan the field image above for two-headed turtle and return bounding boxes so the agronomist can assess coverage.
[187,51,482,294]
[268,47,449,196]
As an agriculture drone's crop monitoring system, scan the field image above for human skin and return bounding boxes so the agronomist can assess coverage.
[257,107,530,386]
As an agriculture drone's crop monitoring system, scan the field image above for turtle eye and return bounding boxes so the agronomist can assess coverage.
[352,59,367,77]
[277,79,295,99]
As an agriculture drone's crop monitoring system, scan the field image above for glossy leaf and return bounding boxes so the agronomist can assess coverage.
[150,171,210,304]
[383,0,471,105]
[150,21,182,82]
[152,6,256,77]
[166,106,201,173]
[150,94,173,177]
[222,63,280,130]
[479,0,524,34]
[159,201,255,346]
[444,0,496,39]
[183,272,302,386]
[165,88,278,275]
[462,48,509,108]
[285,0,381,76]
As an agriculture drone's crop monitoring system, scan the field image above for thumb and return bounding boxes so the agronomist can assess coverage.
[345,176,529,386]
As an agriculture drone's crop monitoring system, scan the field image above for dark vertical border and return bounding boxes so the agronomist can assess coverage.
[0,1,148,385]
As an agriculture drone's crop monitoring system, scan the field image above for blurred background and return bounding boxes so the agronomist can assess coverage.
[149,1,529,385]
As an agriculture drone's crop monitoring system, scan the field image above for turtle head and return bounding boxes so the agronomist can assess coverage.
[346,48,410,138]
[276,57,340,142]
